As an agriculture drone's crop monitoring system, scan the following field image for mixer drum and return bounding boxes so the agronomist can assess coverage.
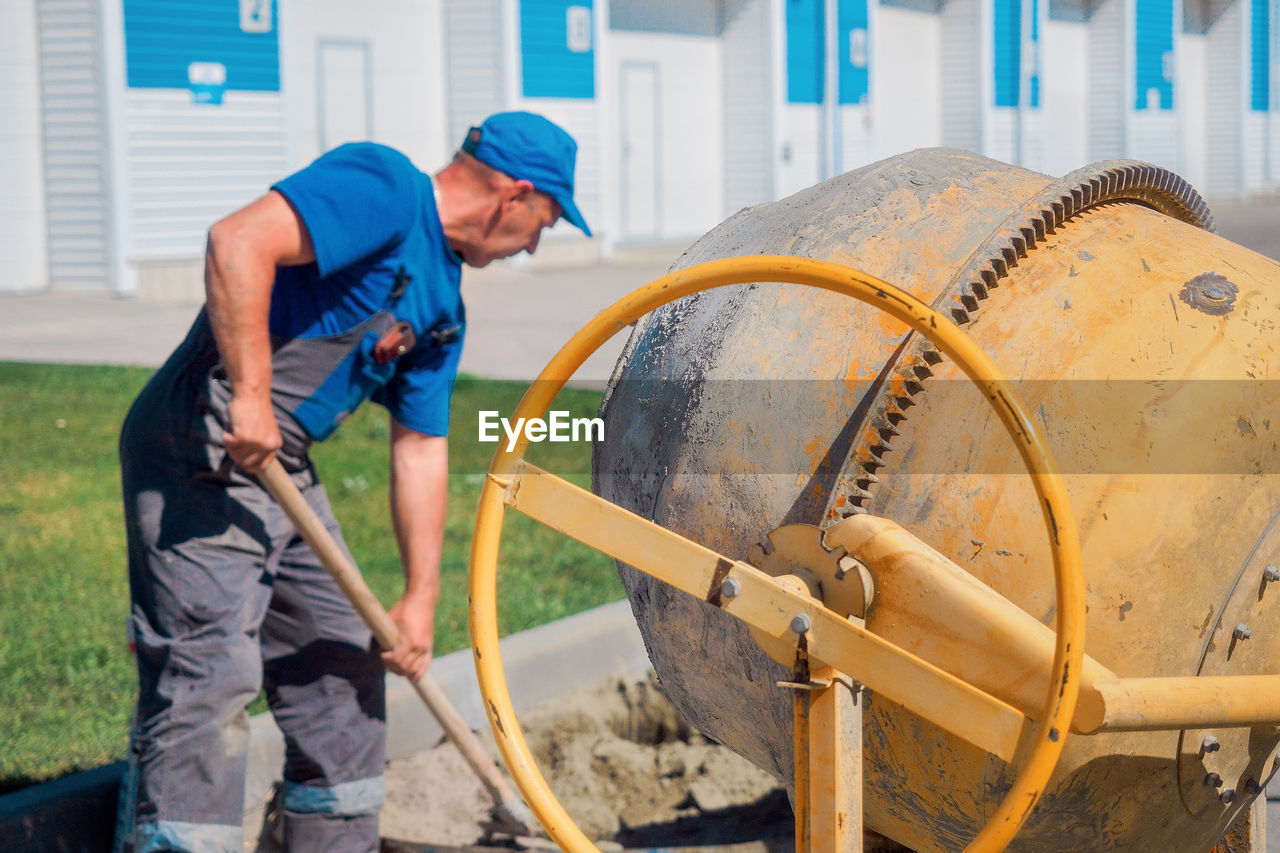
[593,149,1280,851]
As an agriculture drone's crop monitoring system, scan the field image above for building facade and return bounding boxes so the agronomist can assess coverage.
[3,0,1279,295]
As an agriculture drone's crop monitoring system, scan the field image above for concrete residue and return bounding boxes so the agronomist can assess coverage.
[378,672,791,848]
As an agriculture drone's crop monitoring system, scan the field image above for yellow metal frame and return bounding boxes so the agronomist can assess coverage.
[468,255,1086,853]
[497,457,1026,759]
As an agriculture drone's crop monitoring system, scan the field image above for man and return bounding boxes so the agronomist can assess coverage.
[115,112,591,852]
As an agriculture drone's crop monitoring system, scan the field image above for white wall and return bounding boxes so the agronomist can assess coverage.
[875,4,943,158]
[1043,18,1088,176]
[282,0,450,173]
[602,30,725,242]
[0,1,49,293]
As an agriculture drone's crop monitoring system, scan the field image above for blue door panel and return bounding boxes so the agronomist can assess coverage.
[123,0,279,92]
[1134,0,1174,110]
[787,0,825,104]
[994,0,1021,107]
[521,0,596,99]
[1253,0,1271,111]
[787,0,870,105]
[839,0,869,104]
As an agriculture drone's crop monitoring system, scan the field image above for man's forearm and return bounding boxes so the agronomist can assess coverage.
[389,427,448,602]
[205,220,275,399]
[382,424,446,678]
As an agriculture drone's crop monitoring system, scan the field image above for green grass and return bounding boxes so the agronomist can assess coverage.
[0,363,619,793]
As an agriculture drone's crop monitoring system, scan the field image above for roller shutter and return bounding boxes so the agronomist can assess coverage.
[37,0,113,290]
[724,0,775,210]
[1088,0,1127,159]
[1206,0,1245,196]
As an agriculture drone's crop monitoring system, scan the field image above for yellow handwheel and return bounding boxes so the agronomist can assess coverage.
[468,255,1085,853]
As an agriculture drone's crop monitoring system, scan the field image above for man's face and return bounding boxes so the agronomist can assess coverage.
[467,188,562,268]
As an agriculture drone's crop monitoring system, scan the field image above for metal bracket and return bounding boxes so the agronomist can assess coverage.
[750,523,876,619]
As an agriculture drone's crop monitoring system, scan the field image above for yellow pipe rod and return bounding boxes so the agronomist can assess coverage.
[824,514,1114,734]
[1086,675,1280,733]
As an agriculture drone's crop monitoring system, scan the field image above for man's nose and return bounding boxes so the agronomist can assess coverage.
[526,231,541,254]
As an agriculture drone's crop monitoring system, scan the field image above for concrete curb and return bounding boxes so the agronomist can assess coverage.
[0,599,649,851]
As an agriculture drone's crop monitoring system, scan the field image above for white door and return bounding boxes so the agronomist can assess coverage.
[318,40,371,151]
[620,61,659,241]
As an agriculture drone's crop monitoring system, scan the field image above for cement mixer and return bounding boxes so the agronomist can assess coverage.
[467,149,1280,852]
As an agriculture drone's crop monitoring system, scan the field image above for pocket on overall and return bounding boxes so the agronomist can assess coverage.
[291,328,398,441]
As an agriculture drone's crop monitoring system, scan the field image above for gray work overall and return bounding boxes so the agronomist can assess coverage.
[115,307,405,853]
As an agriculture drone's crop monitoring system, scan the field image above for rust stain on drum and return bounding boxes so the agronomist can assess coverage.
[1179,272,1238,315]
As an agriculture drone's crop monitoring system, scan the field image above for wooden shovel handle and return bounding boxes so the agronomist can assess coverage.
[257,459,519,813]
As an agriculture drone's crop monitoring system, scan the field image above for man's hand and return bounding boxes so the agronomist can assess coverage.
[224,392,283,473]
[384,588,436,680]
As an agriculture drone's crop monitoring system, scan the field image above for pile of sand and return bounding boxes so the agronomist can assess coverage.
[378,671,793,849]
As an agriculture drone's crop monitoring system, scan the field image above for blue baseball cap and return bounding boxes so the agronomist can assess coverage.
[461,112,592,237]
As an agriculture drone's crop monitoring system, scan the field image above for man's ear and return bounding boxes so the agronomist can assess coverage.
[503,179,536,206]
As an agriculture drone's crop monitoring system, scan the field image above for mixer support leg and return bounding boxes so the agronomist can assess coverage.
[792,666,863,853]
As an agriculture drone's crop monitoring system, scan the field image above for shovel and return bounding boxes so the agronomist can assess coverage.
[257,459,532,837]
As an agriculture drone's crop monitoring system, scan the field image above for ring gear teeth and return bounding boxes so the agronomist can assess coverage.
[824,160,1214,524]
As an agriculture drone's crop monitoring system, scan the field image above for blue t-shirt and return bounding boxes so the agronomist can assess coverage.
[269,143,465,437]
